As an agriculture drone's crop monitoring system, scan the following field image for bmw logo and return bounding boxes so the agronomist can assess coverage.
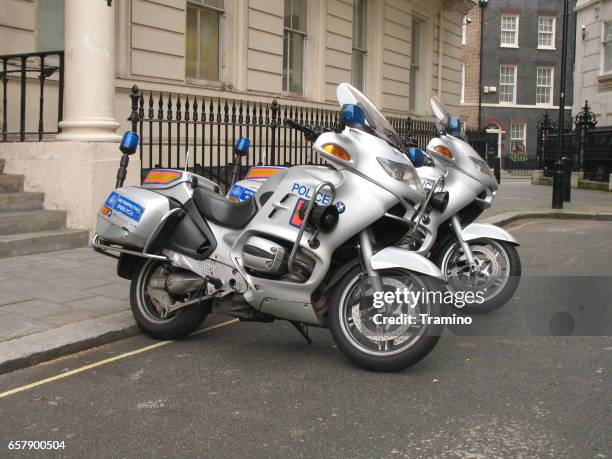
[335,201,346,214]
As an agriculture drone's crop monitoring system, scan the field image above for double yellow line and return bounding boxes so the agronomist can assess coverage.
[0,319,239,399]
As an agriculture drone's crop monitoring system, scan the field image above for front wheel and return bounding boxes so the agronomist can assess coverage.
[329,266,444,372]
[130,259,211,340]
[434,238,521,314]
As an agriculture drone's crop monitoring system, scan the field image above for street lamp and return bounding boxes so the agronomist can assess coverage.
[552,0,571,209]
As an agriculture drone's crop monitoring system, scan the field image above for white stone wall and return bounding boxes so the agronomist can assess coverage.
[0,0,36,55]
[574,0,612,124]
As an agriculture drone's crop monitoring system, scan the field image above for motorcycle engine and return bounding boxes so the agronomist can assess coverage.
[242,235,314,282]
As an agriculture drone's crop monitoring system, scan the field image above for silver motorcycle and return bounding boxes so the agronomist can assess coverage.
[92,83,448,372]
[399,96,521,313]
[229,87,521,314]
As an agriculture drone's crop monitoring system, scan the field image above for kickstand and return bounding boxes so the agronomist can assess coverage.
[289,321,312,344]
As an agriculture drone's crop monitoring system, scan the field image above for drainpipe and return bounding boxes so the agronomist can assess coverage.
[477,0,487,129]
[437,2,444,99]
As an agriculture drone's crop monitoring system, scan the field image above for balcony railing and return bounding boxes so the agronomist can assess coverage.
[0,50,64,142]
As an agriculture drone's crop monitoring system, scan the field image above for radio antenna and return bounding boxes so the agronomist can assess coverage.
[184,149,190,172]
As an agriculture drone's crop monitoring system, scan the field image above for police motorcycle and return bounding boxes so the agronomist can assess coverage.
[228,84,521,314]
[92,85,449,372]
[398,96,521,313]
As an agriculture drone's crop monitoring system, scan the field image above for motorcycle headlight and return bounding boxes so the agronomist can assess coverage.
[469,155,495,179]
[377,158,423,192]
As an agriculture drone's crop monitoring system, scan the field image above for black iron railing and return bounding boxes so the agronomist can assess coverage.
[0,51,64,142]
[128,86,488,187]
[538,102,612,182]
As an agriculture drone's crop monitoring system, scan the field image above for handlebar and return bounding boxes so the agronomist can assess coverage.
[284,118,337,141]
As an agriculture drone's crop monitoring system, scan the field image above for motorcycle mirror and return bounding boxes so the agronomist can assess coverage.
[119,131,139,156]
[234,137,250,158]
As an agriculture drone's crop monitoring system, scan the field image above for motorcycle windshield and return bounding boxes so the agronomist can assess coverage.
[430,96,451,127]
[336,83,404,150]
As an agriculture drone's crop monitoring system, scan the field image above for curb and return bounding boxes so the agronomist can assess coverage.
[0,311,138,375]
[484,210,612,227]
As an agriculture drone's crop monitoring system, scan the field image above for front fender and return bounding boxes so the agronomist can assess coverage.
[370,247,446,281]
[462,223,519,245]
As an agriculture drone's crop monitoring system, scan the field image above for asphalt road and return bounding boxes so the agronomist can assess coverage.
[0,219,610,458]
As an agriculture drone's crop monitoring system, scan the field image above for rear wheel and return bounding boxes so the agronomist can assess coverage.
[130,259,211,340]
[329,266,444,372]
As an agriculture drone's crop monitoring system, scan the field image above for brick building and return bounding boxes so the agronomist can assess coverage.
[460,1,482,129]
[479,0,576,161]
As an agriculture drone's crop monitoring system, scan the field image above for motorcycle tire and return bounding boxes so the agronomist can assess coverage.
[130,259,211,340]
[329,265,444,372]
[434,238,521,314]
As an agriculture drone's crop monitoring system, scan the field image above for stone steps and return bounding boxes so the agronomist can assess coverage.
[0,174,25,193]
[0,210,67,236]
[0,162,89,258]
[0,229,90,258]
[0,192,45,212]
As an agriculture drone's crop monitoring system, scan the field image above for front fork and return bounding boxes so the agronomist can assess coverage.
[450,215,478,273]
[359,228,384,292]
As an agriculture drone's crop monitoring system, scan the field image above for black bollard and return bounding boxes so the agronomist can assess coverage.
[562,156,572,202]
[493,157,501,184]
[552,160,564,209]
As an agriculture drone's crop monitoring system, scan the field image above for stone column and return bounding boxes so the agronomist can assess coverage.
[57,0,120,141]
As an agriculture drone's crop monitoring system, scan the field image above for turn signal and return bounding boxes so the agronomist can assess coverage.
[433,145,454,160]
[322,144,351,161]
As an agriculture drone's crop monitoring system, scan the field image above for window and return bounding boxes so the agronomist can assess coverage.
[536,66,554,105]
[460,64,465,103]
[410,17,425,112]
[538,16,556,49]
[602,21,612,74]
[500,14,519,48]
[186,0,224,81]
[462,16,468,46]
[283,0,307,93]
[352,0,367,91]
[499,65,517,104]
[510,122,527,154]
[37,0,64,51]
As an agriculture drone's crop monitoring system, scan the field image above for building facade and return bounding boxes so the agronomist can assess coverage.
[477,0,576,162]
[0,0,471,232]
[573,0,612,125]
[0,0,470,234]
[1,0,472,132]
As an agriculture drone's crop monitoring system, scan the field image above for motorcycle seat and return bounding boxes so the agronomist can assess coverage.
[193,187,257,229]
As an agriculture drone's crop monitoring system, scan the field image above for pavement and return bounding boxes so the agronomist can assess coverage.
[0,217,610,457]
[0,180,610,374]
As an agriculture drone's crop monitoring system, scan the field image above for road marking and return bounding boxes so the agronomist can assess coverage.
[507,220,540,232]
[0,319,239,399]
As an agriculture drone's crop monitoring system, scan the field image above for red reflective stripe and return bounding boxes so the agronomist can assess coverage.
[143,170,182,184]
